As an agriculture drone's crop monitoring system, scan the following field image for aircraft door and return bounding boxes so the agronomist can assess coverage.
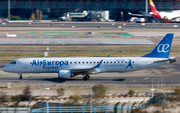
[22,59,27,69]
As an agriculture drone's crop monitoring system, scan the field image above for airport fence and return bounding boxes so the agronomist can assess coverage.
[0,107,30,113]
[31,105,144,113]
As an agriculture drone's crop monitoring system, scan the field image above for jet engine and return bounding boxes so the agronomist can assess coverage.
[58,70,75,78]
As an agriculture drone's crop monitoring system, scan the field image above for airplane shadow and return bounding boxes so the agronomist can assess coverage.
[43,78,75,83]
[112,78,125,82]
[43,78,126,83]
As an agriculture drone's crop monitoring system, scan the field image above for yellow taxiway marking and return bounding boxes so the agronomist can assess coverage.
[16,83,21,86]
[163,70,171,73]
[16,76,35,86]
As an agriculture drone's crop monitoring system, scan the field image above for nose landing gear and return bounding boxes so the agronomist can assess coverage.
[83,74,90,81]
[18,73,22,80]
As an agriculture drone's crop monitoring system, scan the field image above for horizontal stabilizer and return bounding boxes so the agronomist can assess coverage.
[154,57,176,63]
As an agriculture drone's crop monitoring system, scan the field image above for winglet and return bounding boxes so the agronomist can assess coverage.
[94,60,103,68]
[107,55,110,57]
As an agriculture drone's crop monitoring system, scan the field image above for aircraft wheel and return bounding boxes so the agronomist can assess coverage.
[19,76,22,80]
[86,74,90,79]
[83,76,88,81]
[18,73,22,80]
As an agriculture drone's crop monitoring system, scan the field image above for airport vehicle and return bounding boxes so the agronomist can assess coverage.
[129,17,146,23]
[149,0,180,22]
[58,10,111,22]
[2,34,176,81]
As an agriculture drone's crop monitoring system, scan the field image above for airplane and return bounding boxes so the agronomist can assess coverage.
[149,0,180,22]
[2,33,176,81]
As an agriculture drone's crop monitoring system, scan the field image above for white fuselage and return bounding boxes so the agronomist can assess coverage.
[3,57,169,74]
[159,11,180,20]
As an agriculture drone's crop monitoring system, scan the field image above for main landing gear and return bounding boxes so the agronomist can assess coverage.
[83,74,90,81]
[18,73,22,80]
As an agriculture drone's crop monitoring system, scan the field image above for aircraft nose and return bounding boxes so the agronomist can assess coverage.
[2,66,8,72]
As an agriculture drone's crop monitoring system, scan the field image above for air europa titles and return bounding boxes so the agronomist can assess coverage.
[32,60,68,70]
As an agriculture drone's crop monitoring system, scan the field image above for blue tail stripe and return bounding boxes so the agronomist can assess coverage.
[142,33,174,58]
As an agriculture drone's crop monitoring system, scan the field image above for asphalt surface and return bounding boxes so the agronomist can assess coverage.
[0,38,154,46]
[0,57,179,87]
[1,22,180,29]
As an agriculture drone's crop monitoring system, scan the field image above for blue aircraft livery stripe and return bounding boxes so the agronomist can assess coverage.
[94,60,103,68]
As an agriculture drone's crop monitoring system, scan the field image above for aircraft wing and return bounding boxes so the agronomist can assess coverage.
[128,12,152,17]
[69,60,103,73]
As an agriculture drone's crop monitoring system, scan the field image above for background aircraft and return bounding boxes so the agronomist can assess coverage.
[149,0,180,22]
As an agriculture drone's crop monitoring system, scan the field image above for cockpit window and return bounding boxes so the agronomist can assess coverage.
[10,61,16,64]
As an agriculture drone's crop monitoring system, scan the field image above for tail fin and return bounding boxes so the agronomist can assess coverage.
[149,0,158,13]
[149,0,161,19]
[142,33,174,58]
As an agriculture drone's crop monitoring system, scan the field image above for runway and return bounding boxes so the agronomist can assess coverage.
[1,22,180,29]
[0,57,179,87]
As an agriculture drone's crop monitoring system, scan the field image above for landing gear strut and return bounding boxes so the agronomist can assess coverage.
[18,73,22,80]
[83,74,90,81]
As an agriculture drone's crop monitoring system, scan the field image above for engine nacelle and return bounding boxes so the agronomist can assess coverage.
[58,70,74,78]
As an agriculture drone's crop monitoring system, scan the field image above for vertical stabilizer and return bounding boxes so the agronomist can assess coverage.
[149,0,158,13]
[142,33,174,58]
[149,0,161,19]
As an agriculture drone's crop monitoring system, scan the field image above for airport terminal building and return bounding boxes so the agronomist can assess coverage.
[0,0,180,21]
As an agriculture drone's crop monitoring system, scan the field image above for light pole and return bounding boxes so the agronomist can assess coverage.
[28,88,50,113]
[89,86,93,113]
[150,88,167,100]
[150,88,167,113]
[8,0,11,20]
[150,88,167,99]
[145,0,148,13]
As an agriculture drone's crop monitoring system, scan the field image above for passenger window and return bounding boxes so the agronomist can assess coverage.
[97,62,99,63]
[121,61,123,63]
[104,62,105,63]
[114,62,116,63]
[30,62,32,64]
[125,61,127,63]
[70,62,72,64]
[83,62,84,64]
[90,62,92,63]
[86,62,88,64]
[110,62,112,63]
[75,62,76,64]
[94,62,96,63]
[118,62,119,63]
[10,61,16,64]
[132,61,134,63]
[107,62,108,63]
[79,62,80,64]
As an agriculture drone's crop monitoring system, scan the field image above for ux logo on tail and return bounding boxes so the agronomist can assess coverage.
[157,44,170,53]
